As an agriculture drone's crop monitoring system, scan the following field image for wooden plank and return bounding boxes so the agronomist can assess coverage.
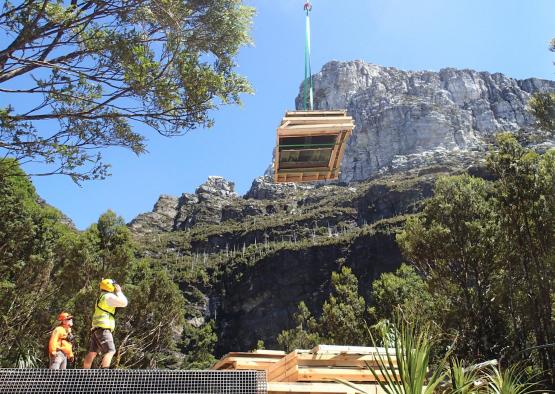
[285,110,347,117]
[278,122,354,132]
[268,351,298,382]
[277,353,300,382]
[331,130,352,174]
[278,167,331,173]
[211,358,234,370]
[232,361,279,371]
[296,354,397,368]
[277,130,346,138]
[212,351,285,370]
[281,116,353,126]
[326,133,344,178]
[274,124,281,182]
[295,359,390,369]
[267,381,389,394]
[296,367,395,382]
[298,353,396,362]
[275,171,337,183]
[280,162,332,170]
[253,350,287,356]
[312,345,396,355]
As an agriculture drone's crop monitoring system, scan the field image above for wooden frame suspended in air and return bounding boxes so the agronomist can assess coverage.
[274,110,355,183]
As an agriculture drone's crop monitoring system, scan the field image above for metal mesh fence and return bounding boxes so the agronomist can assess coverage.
[0,369,267,394]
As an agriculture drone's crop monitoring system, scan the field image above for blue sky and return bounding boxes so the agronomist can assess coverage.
[23,0,555,229]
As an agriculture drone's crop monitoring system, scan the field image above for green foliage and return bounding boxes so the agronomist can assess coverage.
[397,135,555,381]
[485,364,540,394]
[179,321,218,369]
[0,159,68,365]
[0,0,254,182]
[447,358,482,394]
[339,316,448,394]
[529,93,555,134]
[487,134,555,377]
[0,160,189,368]
[529,39,555,135]
[320,266,369,345]
[370,264,434,322]
[277,267,370,351]
[114,260,186,368]
[397,174,506,360]
[277,302,322,352]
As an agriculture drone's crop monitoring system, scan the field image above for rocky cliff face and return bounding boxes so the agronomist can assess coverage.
[296,61,555,181]
[131,169,445,352]
[130,62,554,354]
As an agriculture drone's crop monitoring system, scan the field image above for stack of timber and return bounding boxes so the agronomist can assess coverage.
[213,345,397,394]
[211,350,286,373]
[274,110,355,183]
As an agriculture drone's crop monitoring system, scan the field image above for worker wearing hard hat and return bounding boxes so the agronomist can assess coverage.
[48,312,74,369]
[83,279,128,369]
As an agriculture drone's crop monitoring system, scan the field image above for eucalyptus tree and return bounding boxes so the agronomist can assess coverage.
[0,0,253,182]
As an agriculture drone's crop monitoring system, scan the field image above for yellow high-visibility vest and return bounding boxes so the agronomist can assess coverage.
[91,292,116,331]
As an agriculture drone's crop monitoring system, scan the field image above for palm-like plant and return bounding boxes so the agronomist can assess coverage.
[338,317,448,394]
[448,358,479,394]
[485,365,540,394]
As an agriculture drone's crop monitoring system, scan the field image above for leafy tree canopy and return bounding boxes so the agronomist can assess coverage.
[0,0,254,182]
[398,135,555,380]
[0,160,191,368]
[370,264,434,323]
[529,38,555,135]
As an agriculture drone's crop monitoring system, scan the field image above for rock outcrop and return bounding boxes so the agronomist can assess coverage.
[295,61,555,182]
[129,176,241,234]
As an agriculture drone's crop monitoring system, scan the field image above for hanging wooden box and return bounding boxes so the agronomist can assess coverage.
[274,110,355,183]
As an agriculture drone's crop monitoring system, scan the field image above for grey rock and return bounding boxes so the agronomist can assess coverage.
[293,61,555,182]
[128,195,179,234]
[245,176,314,200]
[195,176,238,200]
[130,177,246,234]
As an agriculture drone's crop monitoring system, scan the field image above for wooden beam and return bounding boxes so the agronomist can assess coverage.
[296,367,392,382]
[311,345,395,355]
[279,123,354,133]
[281,116,353,125]
[278,167,331,173]
[285,110,347,117]
[268,381,387,394]
[326,132,345,178]
[268,351,299,382]
[274,127,280,182]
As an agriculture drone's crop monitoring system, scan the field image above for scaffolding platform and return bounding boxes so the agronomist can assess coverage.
[274,110,355,183]
[0,369,267,394]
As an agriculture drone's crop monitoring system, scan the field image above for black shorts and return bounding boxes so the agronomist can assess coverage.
[88,328,116,354]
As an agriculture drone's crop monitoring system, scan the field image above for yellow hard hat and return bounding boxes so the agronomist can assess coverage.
[99,278,116,292]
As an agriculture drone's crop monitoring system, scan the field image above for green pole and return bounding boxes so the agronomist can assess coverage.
[303,1,313,111]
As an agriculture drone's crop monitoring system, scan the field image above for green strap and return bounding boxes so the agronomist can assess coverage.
[303,2,313,111]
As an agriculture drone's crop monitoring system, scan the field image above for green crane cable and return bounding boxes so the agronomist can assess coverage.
[303,1,314,111]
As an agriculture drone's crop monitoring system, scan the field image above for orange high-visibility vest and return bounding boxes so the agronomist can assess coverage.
[48,326,73,358]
